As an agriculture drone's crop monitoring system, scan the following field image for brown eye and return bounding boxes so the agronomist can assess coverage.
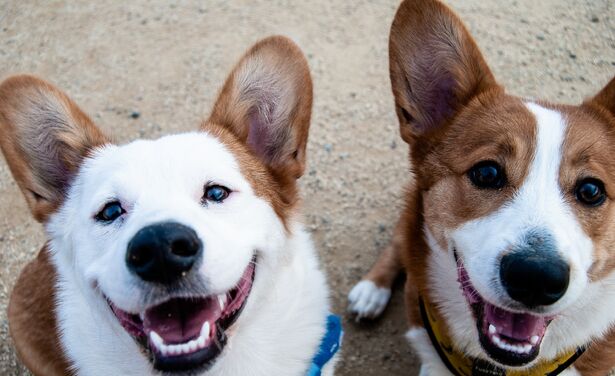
[95,201,125,223]
[575,178,606,207]
[468,161,506,189]
[203,185,230,203]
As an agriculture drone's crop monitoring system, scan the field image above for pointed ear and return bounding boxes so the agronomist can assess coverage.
[0,75,108,222]
[389,0,499,144]
[588,76,615,118]
[207,36,312,181]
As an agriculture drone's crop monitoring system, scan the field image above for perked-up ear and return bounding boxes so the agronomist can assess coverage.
[588,76,615,118]
[207,36,312,182]
[389,0,499,144]
[0,75,108,222]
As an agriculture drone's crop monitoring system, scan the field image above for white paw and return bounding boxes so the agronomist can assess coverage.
[347,280,391,320]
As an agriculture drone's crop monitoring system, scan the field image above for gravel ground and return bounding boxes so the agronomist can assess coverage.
[0,1,613,375]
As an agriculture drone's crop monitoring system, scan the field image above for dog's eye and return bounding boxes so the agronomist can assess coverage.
[95,201,125,222]
[575,178,606,207]
[203,185,230,203]
[468,161,506,189]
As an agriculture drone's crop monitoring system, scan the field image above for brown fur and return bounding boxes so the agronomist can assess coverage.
[1,36,312,374]
[575,326,615,376]
[8,246,72,376]
[558,100,615,281]
[359,0,615,374]
[207,36,313,212]
[0,75,108,223]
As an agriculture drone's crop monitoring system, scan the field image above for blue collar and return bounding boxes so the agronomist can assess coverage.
[306,314,343,376]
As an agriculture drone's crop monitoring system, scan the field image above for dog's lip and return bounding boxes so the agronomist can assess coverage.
[454,250,553,366]
[105,257,256,372]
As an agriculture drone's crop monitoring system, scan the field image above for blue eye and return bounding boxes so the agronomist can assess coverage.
[203,185,230,203]
[95,201,125,222]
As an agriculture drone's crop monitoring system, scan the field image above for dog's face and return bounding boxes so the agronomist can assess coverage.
[390,0,615,368]
[0,36,312,373]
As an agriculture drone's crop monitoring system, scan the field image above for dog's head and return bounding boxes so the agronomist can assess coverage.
[0,36,312,373]
[389,0,615,368]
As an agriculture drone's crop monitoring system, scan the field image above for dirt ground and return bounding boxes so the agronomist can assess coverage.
[0,1,613,375]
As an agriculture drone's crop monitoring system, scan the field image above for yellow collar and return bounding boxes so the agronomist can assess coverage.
[419,297,585,376]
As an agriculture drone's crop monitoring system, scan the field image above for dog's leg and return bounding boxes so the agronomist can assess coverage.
[347,220,405,319]
[406,327,452,376]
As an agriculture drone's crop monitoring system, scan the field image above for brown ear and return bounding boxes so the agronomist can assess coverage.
[0,75,108,222]
[588,76,615,118]
[389,0,499,144]
[207,36,312,181]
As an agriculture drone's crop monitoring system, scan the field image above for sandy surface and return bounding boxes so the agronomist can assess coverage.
[0,1,613,375]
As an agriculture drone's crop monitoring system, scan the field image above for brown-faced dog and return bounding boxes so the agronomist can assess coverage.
[349,1,615,375]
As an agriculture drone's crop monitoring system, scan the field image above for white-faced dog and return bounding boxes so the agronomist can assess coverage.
[1,36,340,376]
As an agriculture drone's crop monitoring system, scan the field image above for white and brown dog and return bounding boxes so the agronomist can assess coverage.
[348,1,615,375]
[1,36,341,376]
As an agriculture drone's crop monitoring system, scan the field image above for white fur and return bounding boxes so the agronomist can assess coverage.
[413,103,615,371]
[45,132,335,375]
[406,328,451,376]
[347,280,392,320]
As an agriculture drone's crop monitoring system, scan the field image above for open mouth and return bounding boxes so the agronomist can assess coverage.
[107,260,255,372]
[455,252,551,367]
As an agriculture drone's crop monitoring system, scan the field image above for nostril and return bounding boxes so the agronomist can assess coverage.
[170,238,199,258]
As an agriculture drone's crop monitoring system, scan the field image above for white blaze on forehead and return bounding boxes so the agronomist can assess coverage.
[448,102,592,312]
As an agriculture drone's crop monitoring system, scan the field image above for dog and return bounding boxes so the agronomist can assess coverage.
[0,36,341,376]
[348,0,615,375]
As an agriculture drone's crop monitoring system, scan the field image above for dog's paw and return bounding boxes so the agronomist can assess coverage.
[347,280,391,320]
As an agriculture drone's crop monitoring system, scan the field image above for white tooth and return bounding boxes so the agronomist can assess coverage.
[181,343,191,354]
[197,336,206,348]
[160,345,169,357]
[201,322,211,338]
[488,324,497,335]
[218,294,227,310]
[530,335,539,345]
[524,344,532,353]
[149,331,164,349]
[167,345,176,355]
[188,340,198,352]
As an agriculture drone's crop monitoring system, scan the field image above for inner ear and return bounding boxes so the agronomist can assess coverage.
[207,36,313,180]
[588,76,615,118]
[0,75,108,222]
[389,0,499,142]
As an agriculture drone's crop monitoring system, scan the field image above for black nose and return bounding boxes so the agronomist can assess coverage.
[500,251,570,307]
[126,222,202,284]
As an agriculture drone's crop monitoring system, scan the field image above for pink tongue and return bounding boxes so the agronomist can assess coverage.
[485,303,545,341]
[143,297,221,344]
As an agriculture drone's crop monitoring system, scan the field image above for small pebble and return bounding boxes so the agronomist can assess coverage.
[130,111,140,119]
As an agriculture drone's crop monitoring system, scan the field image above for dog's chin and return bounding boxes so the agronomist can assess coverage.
[454,251,554,367]
[105,260,256,374]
